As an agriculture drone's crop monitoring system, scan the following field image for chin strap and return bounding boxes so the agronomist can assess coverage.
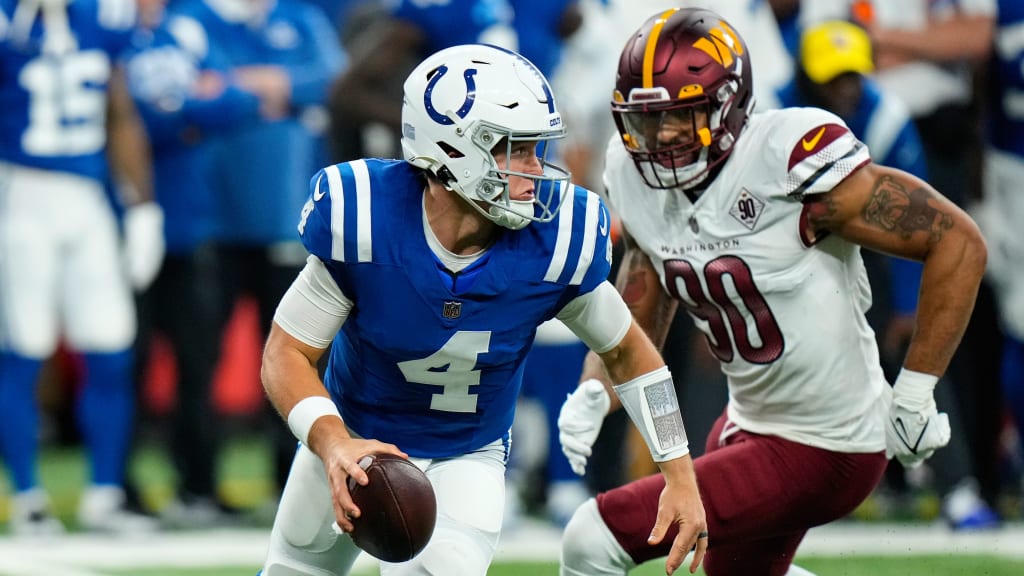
[487,199,532,230]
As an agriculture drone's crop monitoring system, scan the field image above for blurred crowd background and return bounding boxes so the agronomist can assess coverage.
[4,0,1024,539]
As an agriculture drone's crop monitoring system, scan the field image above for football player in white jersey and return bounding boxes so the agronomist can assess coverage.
[556,8,987,576]
[0,0,163,535]
[260,44,708,576]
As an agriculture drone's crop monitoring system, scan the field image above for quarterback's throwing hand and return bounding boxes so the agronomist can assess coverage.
[884,386,951,469]
[558,379,610,476]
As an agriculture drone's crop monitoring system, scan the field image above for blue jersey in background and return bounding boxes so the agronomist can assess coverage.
[391,0,515,55]
[171,0,345,246]
[125,19,263,254]
[988,0,1024,157]
[0,0,136,181]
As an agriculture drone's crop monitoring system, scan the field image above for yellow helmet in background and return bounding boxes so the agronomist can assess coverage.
[800,21,874,84]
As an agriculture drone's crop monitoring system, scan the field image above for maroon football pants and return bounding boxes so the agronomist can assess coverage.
[596,411,887,576]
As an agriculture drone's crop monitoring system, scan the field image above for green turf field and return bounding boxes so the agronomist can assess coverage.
[4,436,1023,576]
[104,556,1024,576]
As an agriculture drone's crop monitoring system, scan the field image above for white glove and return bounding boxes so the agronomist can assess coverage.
[883,370,951,469]
[123,202,165,291]
[557,378,610,476]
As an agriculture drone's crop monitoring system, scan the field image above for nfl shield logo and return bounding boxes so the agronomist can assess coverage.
[442,301,462,319]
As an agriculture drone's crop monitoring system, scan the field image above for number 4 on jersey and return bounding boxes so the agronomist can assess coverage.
[397,331,491,413]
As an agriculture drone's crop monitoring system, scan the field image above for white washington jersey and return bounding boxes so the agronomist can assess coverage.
[603,107,888,453]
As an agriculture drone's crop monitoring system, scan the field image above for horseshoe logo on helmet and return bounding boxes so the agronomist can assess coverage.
[424,65,478,125]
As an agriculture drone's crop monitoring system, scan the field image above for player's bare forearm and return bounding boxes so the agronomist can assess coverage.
[872,14,992,64]
[598,320,666,385]
[808,163,988,376]
[260,322,345,452]
[106,68,154,204]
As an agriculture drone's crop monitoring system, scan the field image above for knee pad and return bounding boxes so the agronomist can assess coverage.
[560,498,634,576]
[383,513,498,576]
[264,446,361,576]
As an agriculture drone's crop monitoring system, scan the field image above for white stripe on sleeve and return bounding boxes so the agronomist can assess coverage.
[326,165,345,261]
[568,194,599,286]
[544,184,574,282]
[352,160,373,263]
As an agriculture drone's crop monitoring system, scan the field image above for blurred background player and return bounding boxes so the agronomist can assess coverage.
[165,0,346,503]
[327,0,516,162]
[979,0,1024,507]
[123,0,279,527]
[0,0,163,534]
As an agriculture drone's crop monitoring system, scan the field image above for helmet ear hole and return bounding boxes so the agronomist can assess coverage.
[435,165,458,188]
[437,141,464,159]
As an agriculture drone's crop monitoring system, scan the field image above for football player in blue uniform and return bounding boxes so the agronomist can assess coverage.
[0,0,162,534]
[260,44,708,576]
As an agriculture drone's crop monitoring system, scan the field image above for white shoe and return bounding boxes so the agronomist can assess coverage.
[10,488,66,537]
[77,485,159,535]
[160,494,242,529]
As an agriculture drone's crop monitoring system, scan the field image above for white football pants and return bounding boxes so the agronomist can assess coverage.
[263,439,507,576]
[0,162,135,357]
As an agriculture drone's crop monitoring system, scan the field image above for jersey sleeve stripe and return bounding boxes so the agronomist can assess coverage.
[326,164,346,261]
[544,183,575,282]
[786,140,871,199]
[568,193,600,286]
[352,160,373,263]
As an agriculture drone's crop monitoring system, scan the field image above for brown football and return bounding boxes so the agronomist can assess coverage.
[347,453,437,562]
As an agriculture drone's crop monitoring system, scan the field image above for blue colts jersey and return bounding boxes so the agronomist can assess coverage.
[0,0,136,180]
[391,0,515,55]
[297,159,613,458]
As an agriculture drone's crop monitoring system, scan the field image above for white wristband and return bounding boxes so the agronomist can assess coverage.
[612,366,689,462]
[892,368,940,412]
[287,396,342,447]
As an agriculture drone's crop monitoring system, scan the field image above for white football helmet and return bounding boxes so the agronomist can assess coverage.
[401,44,571,230]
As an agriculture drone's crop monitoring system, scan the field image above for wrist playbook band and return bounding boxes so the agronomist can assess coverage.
[612,366,689,462]
[287,396,342,447]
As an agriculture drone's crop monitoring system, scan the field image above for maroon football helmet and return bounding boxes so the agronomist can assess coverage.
[612,7,754,192]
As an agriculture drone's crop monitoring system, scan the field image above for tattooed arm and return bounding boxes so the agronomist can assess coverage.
[579,228,680,411]
[804,163,987,376]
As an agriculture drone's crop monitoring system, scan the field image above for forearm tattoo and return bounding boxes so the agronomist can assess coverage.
[862,175,953,245]
[620,253,645,297]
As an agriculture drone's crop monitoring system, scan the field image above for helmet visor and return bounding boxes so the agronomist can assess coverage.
[615,101,711,167]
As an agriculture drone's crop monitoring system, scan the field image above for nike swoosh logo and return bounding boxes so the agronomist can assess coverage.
[891,416,929,454]
[599,213,608,236]
[313,187,326,201]
[801,126,827,151]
